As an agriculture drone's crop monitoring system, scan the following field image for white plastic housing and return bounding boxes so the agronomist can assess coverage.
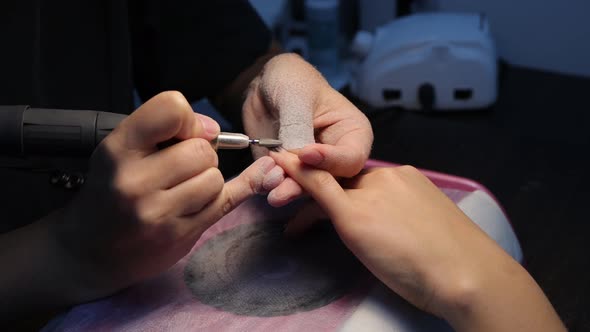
[350,13,498,110]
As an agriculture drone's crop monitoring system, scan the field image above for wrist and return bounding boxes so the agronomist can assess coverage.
[427,259,508,328]
[0,210,99,319]
[50,207,125,305]
[431,249,563,332]
[41,210,100,305]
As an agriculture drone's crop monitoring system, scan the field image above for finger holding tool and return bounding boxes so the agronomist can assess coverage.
[0,105,286,203]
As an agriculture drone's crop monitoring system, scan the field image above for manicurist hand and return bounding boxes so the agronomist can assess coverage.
[270,149,565,332]
[58,91,284,298]
[0,91,282,319]
[242,53,373,207]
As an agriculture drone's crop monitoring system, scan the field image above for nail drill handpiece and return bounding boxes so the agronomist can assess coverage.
[0,106,282,156]
[211,132,282,150]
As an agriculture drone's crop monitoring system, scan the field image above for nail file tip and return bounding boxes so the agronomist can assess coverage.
[256,138,282,148]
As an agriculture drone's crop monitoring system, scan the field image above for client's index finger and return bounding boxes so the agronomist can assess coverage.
[269,149,348,218]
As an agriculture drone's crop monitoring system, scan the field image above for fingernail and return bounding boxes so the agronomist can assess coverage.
[197,114,220,137]
[249,157,275,195]
[258,156,276,174]
[263,166,285,191]
[268,189,292,208]
[300,149,324,166]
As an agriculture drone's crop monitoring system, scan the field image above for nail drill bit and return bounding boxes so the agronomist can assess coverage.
[249,138,283,148]
[211,132,282,150]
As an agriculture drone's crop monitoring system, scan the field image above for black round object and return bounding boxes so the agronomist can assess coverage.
[418,83,436,111]
[184,221,365,317]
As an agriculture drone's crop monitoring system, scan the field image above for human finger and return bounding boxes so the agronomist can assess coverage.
[296,138,370,178]
[109,91,220,157]
[178,157,276,238]
[267,177,304,207]
[141,138,218,189]
[269,149,349,219]
[165,167,225,217]
[187,156,277,224]
[262,165,285,192]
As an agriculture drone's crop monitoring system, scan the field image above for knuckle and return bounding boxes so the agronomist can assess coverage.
[157,91,189,121]
[374,167,396,177]
[397,165,420,174]
[222,193,237,217]
[312,171,335,189]
[397,165,421,177]
[367,167,403,184]
[207,168,225,193]
[337,154,365,178]
[371,165,422,187]
[135,206,154,223]
[189,138,218,167]
[350,154,366,175]
[166,148,188,168]
[199,168,224,199]
[158,91,187,109]
[204,169,236,215]
[112,167,145,199]
[136,196,168,223]
[222,200,233,216]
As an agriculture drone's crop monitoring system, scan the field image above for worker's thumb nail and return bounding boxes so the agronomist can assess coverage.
[197,114,220,137]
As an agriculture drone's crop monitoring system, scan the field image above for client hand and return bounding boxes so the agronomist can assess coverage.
[270,149,565,332]
[242,53,373,207]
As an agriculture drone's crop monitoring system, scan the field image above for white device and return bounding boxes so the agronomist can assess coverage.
[349,13,498,111]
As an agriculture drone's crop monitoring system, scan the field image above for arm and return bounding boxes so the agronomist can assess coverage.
[270,149,565,332]
[441,258,565,332]
[0,209,89,321]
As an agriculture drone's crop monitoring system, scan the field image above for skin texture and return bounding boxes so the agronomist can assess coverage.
[243,53,374,207]
[0,92,284,321]
[270,149,566,332]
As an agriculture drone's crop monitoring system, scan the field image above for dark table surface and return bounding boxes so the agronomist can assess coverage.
[1,65,588,331]
[362,65,590,331]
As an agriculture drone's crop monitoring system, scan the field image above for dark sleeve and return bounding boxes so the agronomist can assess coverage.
[129,0,271,103]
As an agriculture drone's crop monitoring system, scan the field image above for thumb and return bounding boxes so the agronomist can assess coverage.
[111,91,220,155]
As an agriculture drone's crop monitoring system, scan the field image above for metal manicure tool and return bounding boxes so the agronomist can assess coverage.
[211,132,282,150]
